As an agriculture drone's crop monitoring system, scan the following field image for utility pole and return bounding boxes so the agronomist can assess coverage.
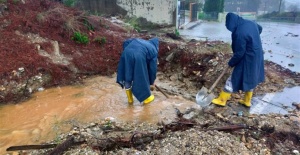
[264,0,266,14]
[278,0,282,13]
[176,0,179,30]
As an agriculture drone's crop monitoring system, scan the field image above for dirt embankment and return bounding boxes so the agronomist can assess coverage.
[0,0,227,104]
[0,0,127,103]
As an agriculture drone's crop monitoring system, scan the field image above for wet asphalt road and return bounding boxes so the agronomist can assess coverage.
[179,21,300,73]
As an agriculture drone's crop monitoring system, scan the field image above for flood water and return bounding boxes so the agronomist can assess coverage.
[180,21,300,73]
[0,76,197,154]
[251,86,300,115]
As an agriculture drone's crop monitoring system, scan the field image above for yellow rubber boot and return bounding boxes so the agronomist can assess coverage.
[238,91,253,107]
[125,88,134,104]
[143,95,155,104]
[211,91,231,106]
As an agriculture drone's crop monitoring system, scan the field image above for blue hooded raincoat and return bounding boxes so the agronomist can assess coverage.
[225,13,265,92]
[116,38,159,102]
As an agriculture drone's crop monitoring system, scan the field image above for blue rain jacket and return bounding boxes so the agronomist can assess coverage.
[116,38,159,102]
[225,13,265,92]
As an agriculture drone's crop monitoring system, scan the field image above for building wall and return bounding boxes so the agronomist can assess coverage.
[77,0,127,16]
[77,0,177,25]
[117,0,176,25]
[224,0,257,12]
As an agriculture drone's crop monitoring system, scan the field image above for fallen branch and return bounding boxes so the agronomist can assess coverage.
[155,85,169,98]
[48,136,84,155]
[6,136,85,153]
[92,131,165,151]
[197,124,252,132]
[6,144,57,151]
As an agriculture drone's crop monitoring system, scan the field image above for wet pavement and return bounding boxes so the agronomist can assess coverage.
[251,86,300,115]
[179,20,300,73]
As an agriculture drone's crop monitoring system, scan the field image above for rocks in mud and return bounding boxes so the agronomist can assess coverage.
[293,150,300,155]
[292,102,300,110]
[23,104,300,155]
[26,74,52,93]
[284,78,296,85]
[11,67,25,78]
[165,52,175,62]
[288,63,295,67]
[181,67,189,77]
[0,4,8,17]
[169,74,178,82]
[0,68,52,103]
[285,32,299,37]
[208,58,219,66]
[290,115,300,126]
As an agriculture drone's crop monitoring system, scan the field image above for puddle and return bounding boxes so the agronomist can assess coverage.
[250,86,300,115]
[0,76,197,154]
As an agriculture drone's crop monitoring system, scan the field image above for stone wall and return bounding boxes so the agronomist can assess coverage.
[77,0,177,25]
[117,0,176,25]
[77,0,127,16]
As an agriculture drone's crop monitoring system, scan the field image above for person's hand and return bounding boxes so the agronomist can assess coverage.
[227,63,233,68]
[150,85,155,91]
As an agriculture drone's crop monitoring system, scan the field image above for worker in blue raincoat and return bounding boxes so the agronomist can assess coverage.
[116,37,159,104]
[212,12,265,107]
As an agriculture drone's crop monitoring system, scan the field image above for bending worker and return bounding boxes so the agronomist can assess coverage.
[212,12,265,107]
[116,37,159,104]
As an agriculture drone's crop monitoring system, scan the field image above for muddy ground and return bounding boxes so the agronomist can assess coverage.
[1,0,300,155]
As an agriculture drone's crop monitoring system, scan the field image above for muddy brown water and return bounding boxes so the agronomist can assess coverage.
[0,75,197,154]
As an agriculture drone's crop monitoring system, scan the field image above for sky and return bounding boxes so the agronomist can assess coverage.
[285,0,300,7]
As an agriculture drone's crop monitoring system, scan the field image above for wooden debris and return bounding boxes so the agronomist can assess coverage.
[166,33,181,40]
[48,136,83,155]
[5,117,258,153]
[6,144,57,151]
[198,124,253,132]
[155,85,169,98]
[92,131,165,151]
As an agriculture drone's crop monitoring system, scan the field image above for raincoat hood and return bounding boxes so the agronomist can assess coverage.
[122,38,134,49]
[136,37,159,60]
[149,37,159,52]
[225,12,241,32]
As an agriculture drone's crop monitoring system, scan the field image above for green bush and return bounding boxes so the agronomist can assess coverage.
[94,36,106,45]
[175,29,180,36]
[133,25,141,32]
[124,16,142,32]
[198,12,205,19]
[84,19,94,31]
[0,0,7,3]
[72,32,89,44]
[63,0,77,7]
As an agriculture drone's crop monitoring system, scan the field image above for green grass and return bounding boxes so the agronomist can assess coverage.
[94,36,106,46]
[71,32,89,44]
